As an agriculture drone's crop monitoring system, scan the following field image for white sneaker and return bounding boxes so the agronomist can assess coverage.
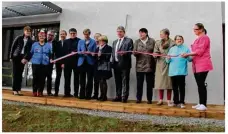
[180,104,185,109]
[196,104,207,111]
[13,91,18,95]
[192,104,200,109]
[168,102,175,107]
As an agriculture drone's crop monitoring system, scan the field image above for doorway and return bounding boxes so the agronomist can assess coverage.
[2,23,60,89]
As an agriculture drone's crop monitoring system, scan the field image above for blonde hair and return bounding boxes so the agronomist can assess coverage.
[83,29,91,34]
[98,35,108,43]
[94,33,102,37]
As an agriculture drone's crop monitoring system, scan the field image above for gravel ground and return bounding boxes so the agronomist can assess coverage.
[3,100,225,127]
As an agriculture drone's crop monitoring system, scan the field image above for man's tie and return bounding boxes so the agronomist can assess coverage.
[117,39,122,50]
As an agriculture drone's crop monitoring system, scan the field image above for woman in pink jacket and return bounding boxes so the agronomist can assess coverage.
[182,23,213,111]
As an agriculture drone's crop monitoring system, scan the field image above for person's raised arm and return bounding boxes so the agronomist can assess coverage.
[182,36,209,58]
[186,47,193,62]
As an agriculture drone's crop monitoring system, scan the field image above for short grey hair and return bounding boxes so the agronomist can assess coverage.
[160,28,170,37]
[47,30,55,34]
[117,26,125,32]
[60,30,67,35]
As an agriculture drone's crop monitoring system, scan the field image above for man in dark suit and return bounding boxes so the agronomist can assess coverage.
[46,30,57,96]
[52,30,67,96]
[10,26,33,95]
[112,26,133,103]
[61,28,81,97]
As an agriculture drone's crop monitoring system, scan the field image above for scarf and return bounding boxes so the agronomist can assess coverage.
[99,44,106,52]
[161,38,171,49]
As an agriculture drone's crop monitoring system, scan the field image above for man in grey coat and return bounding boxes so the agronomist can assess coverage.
[112,26,133,103]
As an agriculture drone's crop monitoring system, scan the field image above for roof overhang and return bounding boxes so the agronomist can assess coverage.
[2,2,62,19]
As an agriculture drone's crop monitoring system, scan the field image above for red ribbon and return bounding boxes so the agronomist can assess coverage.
[51,51,178,63]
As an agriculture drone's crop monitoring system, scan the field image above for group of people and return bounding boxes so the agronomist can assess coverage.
[10,23,213,111]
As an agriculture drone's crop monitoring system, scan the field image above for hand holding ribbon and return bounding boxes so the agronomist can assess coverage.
[51,51,179,63]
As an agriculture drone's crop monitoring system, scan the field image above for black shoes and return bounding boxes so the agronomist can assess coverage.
[85,96,91,100]
[92,95,98,100]
[147,100,152,104]
[136,100,141,103]
[122,98,128,103]
[63,94,73,97]
[47,93,54,96]
[74,93,78,98]
[54,93,58,97]
[79,96,85,99]
[98,96,107,101]
[112,97,122,102]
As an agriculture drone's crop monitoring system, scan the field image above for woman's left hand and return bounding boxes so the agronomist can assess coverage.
[181,53,189,58]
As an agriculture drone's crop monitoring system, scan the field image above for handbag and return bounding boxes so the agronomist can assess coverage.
[97,61,111,71]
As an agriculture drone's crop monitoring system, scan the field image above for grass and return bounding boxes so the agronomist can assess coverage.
[2,104,224,132]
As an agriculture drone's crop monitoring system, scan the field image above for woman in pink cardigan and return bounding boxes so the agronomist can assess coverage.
[182,23,213,111]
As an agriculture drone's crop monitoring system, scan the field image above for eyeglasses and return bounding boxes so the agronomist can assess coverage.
[48,34,54,36]
[193,29,199,30]
[70,33,76,35]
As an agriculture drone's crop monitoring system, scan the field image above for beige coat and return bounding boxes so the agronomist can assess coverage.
[153,38,175,89]
[133,37,156,72]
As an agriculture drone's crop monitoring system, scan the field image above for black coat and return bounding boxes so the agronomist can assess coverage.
[62,37,81,65]
[95,44,112,80]
[10,34,33,60]
[112,37,133,69]
[52,40,65,64]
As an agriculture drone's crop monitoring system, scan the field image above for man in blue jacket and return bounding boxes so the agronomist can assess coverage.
[78,29,97,100]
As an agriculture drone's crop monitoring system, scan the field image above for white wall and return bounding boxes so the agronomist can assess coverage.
[3,2,224,104]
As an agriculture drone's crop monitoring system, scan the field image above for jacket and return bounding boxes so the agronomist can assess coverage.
[95,44,113,79]
[96,44,112,71]
[52,40,66,64]
[191,35,213,73]
[77,38,97,66]
[112,37,133,69]
[10,34,33,60]
[62,37,81,65]
[30,42,52,65]
[166,44,192,76]
[133,37,156,72]
[153,38,175,89]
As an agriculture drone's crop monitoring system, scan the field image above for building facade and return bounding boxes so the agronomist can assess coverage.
[2,2,225,104]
